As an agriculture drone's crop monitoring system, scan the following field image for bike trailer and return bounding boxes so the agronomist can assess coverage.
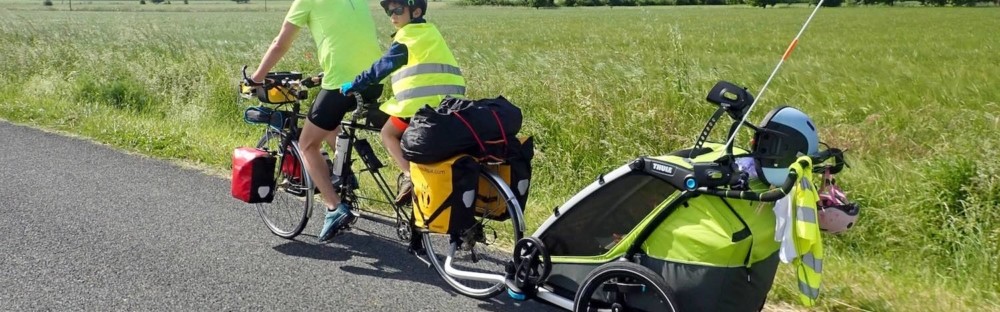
[231,147,277,204]
[534,143,780,312]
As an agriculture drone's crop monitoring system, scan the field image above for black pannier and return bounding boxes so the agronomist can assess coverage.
[401,96,522,164]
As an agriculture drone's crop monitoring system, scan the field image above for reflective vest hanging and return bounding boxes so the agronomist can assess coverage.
[789,156,824,306]
[382,23,466,118]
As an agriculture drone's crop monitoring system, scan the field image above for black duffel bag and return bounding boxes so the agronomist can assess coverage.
[402,96,522,164]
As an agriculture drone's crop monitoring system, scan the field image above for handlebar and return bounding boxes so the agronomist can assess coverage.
[694,151,841,202]
[239,65,323,95]
[810,147,848,174]
[351,92,365,111]
[344,92,369,123]
[696,161,800,202]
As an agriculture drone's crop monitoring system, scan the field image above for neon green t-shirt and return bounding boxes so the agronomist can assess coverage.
[285,0,381,90]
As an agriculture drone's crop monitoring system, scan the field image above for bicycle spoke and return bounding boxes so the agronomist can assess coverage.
[254,131,312,238]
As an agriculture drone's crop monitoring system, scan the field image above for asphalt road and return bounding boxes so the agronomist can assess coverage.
[0,121,558,311]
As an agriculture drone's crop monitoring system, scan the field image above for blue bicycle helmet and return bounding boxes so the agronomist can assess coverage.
[751,106,819,186]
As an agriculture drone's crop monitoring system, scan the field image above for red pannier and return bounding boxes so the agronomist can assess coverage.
[231,147,277,203]
[281,150,302,182]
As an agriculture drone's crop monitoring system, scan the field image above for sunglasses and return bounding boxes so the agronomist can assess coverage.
[385,6,406,16]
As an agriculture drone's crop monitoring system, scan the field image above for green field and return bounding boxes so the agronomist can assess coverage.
[2,2,999,311]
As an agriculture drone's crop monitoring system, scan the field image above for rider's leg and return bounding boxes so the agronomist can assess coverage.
[299,121,341,210]
[381,116,409,175]
[382,117,412,205]
[305,89,358,241]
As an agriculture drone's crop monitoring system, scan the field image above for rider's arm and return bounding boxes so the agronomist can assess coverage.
[349,42,408,91]
[251,20,301,83]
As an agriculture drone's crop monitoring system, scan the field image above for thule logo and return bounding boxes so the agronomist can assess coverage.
[652,163,674,176]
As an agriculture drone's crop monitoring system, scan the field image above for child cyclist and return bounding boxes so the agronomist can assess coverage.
[330,0,466,238]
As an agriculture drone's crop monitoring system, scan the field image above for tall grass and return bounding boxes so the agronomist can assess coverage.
[1,3,999,311]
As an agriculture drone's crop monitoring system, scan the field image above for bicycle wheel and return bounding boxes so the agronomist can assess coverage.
[422,168,524,299]
[573,261,679,312]
[254,130,314,239]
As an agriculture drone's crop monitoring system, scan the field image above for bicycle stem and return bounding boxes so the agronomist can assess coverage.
[346,92,366,127]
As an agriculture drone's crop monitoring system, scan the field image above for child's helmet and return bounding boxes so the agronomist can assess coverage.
[817,175,860,234]
[380,0,428,15]
[751,106,819,186]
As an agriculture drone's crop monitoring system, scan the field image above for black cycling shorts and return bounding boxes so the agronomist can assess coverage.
[308,85,384,131]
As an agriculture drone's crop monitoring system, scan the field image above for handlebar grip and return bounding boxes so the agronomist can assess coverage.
[812,148,847,174]
[758,171,798,201]
[240,65,265,87]
[810,150,835,164]
[351,92,365,111]
[301,76,319,88]
[242,78,264,87]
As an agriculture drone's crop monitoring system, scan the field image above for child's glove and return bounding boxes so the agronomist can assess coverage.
[339,82,354,95]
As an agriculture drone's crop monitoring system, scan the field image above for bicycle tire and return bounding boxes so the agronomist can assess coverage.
[573,261,679,312]
[254,130,313,239]
[422,168,525,299]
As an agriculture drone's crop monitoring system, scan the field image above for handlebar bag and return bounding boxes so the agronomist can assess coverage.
[231,147,277,203]
[255,72,303,104]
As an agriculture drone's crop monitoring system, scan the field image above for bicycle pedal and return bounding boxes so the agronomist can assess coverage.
[468,249,480,263]
[460,241,477,252]
[284,187,308,197]
[342,216,358,229]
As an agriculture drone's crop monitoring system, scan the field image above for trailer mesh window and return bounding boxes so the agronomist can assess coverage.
[541,172,677,257]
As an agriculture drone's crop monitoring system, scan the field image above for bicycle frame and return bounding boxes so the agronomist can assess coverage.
[336,94,412,240]
[253,90,416,240]
[275,101,305,160]
[267,100,324,203]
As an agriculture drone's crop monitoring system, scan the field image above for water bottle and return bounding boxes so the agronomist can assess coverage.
[331,132,350,177]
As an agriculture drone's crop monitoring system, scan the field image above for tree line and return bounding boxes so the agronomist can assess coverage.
[464,0,999,7]
[40,0,999,9]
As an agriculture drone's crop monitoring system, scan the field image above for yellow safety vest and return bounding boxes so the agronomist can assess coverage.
[381,23,466,118]
[788,156,824,306]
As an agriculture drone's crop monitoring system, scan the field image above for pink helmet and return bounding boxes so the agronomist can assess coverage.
[817,171,860,234]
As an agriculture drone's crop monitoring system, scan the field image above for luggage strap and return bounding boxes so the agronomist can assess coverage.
[453,109,508,162]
